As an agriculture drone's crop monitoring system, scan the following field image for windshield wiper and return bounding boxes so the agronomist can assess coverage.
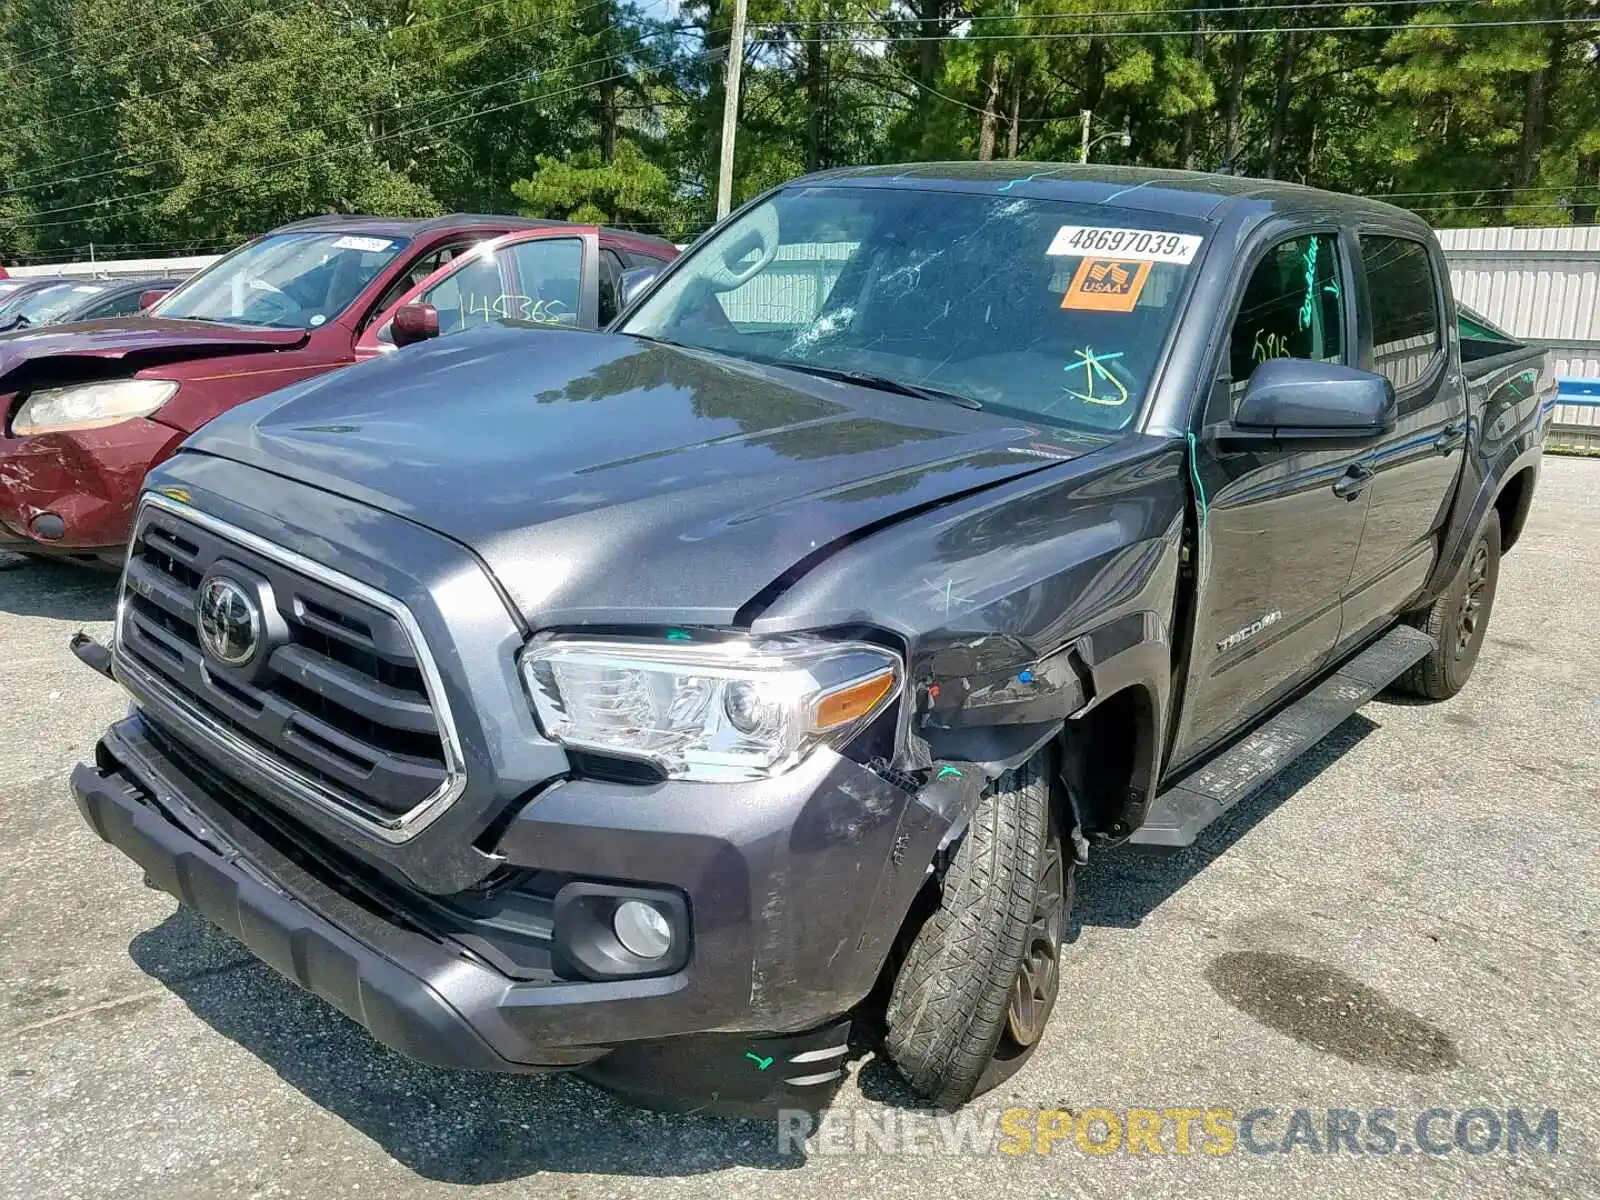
[768,360,984,410]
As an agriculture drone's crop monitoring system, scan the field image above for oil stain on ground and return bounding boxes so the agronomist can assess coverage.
[1205,950,1460,1073]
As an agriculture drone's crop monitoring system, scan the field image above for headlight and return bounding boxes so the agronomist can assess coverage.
[520,634,902,782]
[12,379,179,435]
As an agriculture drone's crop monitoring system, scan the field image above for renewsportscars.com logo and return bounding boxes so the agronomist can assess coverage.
[777,1107,1561,1159]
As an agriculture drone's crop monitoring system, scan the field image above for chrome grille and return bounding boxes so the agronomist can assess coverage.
[114,495,466,840]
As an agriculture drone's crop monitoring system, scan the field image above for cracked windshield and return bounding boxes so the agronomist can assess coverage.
[621,185,1205,432]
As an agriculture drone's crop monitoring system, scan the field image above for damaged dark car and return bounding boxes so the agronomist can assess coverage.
[69,165,1550,1116]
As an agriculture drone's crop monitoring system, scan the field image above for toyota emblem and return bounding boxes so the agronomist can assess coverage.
[196,576,262,667]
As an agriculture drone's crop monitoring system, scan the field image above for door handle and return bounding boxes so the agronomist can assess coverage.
[1332,463,1373,501]
[1434,421,1466,454]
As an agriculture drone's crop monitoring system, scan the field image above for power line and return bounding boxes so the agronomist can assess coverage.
[16,0,527,96]
[4,0,225,68]
[3,45,721,233]
[1372,183,1600,200]
[2,0,639,198]
[752,0,1462,29]
[14,0,310,73]
[749,14,1600,45]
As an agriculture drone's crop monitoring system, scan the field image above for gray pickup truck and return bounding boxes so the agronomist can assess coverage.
[68,165,1550,1117]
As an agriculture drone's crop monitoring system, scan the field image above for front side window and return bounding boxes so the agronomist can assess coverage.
[621,186,1207,433]
[1226,232,1345,398]
[499,238,582,327]
[420,253,503,337]
[153,232,410,329]
[390,237,584,341]
[1361,235,1441,388]
[365,242,473,326]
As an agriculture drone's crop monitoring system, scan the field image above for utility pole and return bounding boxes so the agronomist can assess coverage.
[1079,109,1092,164]
[715,0,749,221]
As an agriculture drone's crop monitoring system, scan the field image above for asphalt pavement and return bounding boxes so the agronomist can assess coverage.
[3,456,1597,1200]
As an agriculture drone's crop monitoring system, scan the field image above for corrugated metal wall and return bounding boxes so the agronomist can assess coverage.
[1436,226,1600,432]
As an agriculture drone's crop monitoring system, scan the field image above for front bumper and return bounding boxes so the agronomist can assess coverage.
[73,714,952,1114]
[0,418,185,553]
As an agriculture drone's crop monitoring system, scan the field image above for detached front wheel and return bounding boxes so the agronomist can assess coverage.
[882,752,1070,1109]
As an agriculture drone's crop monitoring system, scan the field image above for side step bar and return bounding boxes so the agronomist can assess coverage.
[1131,624,1435,847]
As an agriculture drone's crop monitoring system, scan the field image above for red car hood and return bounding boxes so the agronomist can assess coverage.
[0,317,307,386]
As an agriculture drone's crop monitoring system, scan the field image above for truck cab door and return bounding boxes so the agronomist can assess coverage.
[1168,229,1372,769]
[1338,232,1466,648]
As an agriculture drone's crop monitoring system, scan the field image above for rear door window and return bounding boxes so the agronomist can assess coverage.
[1360,235,1441,389]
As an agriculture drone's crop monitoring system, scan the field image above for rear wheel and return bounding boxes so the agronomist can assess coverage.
[1394,508,1501,700]
[882,752,1070,1109]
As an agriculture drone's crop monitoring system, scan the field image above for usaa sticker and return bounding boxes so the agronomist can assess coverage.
[1061,258,1153,313]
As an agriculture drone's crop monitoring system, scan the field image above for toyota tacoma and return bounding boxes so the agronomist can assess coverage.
[69,165,1550,1116]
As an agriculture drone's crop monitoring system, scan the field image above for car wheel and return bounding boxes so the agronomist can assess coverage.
[882,751,1068,1109]
[1395,508,1501,701]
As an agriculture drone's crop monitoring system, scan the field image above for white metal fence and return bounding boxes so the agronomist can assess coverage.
[8,254,219,281]
[1436,225,1600,438]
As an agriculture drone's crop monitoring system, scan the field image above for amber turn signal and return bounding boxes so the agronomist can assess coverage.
[811,669,898,731]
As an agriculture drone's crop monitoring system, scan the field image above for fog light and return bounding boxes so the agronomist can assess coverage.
[29,512,65,540]
[612,900,673,959]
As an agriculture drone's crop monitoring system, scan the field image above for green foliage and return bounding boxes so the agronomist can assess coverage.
[512,139,677,230]
[0,0,1596,264]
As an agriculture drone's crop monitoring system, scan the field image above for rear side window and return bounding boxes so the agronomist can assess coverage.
[1360,235,1441,388]
[1226,232,1345,395]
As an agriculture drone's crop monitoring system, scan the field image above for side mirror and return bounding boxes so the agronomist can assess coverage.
[619,266,661,308]
[1232,358,1396,439]
[137,288,171,311]
[391,301,440,348]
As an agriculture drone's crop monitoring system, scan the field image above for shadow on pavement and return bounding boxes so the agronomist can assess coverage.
[0,556,118,622]
[128,909,806,1183]
[1077,712,1380,930]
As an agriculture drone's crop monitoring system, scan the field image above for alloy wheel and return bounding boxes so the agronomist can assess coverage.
[1005,837,1065,1047]
[1456,540,1490,657]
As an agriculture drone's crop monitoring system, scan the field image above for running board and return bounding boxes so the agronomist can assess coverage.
[1132,624,1435,847]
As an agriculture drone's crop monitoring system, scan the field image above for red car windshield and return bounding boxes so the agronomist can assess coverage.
[153,232,410,329]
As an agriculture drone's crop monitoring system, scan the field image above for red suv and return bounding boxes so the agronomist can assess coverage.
[0,214,675,564]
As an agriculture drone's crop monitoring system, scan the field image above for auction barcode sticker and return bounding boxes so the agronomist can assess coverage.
[332,235,395,253]
[1047,225,1204,264]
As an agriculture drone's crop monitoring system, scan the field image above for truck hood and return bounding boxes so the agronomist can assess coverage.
[0,317,306,386]
[189,326,1099,626]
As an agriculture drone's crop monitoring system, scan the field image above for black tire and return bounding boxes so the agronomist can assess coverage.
[882,752,1067,1109]
[1395,508,1501,700]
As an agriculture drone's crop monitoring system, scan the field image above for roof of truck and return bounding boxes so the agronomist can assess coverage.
[802,163,1427,229]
